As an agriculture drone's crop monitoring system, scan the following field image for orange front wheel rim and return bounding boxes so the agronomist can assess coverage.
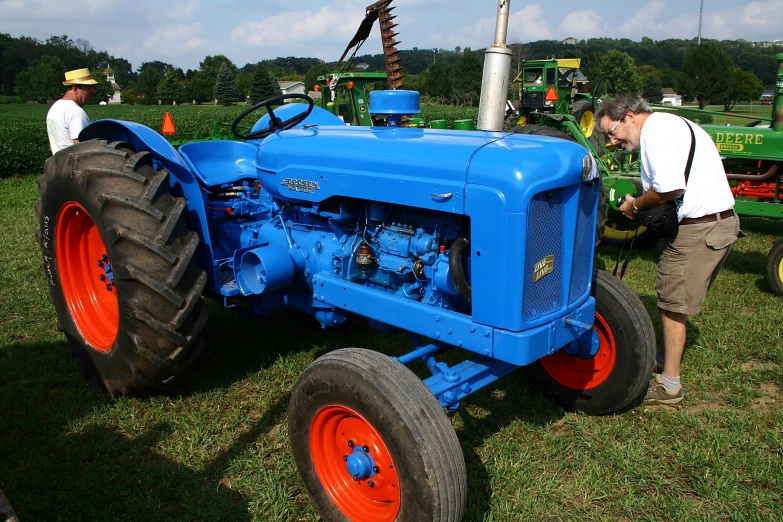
[55,202,119,351]
[310,405,400,522]
[540,312,617,390]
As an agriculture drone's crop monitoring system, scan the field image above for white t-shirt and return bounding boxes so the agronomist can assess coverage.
[46,100,90,154]
[639,112,734,220]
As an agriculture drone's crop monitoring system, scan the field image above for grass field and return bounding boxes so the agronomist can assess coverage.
[0,167,781,521]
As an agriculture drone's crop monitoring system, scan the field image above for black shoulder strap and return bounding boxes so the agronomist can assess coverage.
[681,117,696,185]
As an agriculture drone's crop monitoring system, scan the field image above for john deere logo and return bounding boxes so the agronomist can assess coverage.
[533,255,554,282]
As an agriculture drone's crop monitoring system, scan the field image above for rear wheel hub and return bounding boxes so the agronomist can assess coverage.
[55,202,119,351]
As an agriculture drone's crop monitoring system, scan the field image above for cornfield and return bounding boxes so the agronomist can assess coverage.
[1,102,483,178]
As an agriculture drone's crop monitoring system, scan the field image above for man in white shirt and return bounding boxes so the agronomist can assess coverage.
[46,68,97,154]
[596,95,739,405]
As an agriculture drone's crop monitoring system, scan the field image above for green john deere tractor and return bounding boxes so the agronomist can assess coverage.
[314,72,389,126]
[510,58,597,138]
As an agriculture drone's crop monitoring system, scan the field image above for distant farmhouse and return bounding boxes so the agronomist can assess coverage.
[104,66,121,104]
[562,37,577,45]
[279,81,306,96]
[355,62,370,71]
[752,40,783,47]
[661,88,682,107]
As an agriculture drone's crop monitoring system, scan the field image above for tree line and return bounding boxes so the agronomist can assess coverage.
[1,32,778,108]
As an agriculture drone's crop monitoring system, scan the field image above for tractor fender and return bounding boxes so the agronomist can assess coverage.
[79,119,216,288]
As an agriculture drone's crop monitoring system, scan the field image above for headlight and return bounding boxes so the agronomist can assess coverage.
[582,153,595,181]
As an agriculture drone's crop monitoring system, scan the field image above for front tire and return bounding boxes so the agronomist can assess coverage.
[289,348,466,522]
[36,140,208,395]
[766,238,783,296]
[524,270,655,415]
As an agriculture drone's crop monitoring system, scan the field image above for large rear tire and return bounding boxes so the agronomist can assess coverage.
[289,348,466,522]
[36,140,208,395]
[570,100,595,138]
[523,270,655,415]
[766,238,783,296]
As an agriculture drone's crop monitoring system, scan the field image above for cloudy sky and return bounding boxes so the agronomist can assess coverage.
[1,0,781,72]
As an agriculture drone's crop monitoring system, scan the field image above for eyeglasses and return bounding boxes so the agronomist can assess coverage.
[607,118,624,137]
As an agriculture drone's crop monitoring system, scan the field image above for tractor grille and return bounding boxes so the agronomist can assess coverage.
[521,91,544,108]
[523,189,564,320]
[569,182,597,304]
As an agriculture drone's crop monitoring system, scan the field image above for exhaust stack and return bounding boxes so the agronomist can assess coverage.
[477,0,512,131]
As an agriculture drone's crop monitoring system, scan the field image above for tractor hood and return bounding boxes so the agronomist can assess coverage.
[256,126,589,214]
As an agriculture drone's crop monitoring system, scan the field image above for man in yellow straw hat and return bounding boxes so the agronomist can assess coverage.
[46,68,97,154]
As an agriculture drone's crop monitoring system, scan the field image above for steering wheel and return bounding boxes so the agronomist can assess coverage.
[231,93,314,140]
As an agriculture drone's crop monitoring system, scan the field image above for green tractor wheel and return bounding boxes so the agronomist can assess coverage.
[571,101,595,138]
[766,238,783,296]
[600,177,656,247]
[602,222,652,245]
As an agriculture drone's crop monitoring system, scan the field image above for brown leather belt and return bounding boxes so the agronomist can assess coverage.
[680,209,735,225]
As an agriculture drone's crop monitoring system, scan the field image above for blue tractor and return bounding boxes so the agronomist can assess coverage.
[36,89,655,521]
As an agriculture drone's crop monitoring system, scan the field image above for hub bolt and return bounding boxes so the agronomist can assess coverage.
[347,440,354,448]
[343,455,348,461]
[106,284,112,291]
[100,275,106,281]
[363,445,369,452]
[373,466,379,473]
[368,481,375,488]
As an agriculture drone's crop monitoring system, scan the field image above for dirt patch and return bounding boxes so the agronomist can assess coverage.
[752,382,781,413]
[548,417,568,434]
[686,400,728,414]
[642,399,727,414]
[643,402,682,413]
[741,360,781,372]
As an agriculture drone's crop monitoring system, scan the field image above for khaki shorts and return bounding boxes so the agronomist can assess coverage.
[656,212,740,316]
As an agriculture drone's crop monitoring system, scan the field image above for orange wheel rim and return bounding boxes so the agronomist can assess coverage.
[540,312,616,390]
[310,405,400,522]
[55,202,119,351]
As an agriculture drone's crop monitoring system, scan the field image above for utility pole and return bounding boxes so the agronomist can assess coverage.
[698,0,704,44]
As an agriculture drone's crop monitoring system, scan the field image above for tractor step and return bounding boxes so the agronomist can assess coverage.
[217,270,240,297]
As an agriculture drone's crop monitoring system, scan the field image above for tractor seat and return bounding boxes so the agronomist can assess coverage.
[178,140,258,187]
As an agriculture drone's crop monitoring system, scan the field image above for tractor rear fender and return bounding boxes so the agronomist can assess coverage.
[79,120,217,288]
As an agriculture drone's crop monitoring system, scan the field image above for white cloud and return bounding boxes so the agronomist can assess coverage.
[433,4,553,48]
[0,0,117,18]
[612,0,783,42]
[142,23,210,58]
[507,5,554,42]
[171,0,198,20]
[704,0,783,40]
[230,5,366,47]
[559,10,607,40]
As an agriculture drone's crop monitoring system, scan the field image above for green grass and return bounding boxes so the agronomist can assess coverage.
[1,173,783,519]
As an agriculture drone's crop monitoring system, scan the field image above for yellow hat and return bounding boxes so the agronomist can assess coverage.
[62,68,98,86]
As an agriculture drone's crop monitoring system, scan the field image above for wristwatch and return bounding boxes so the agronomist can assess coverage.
[631,200,639,215]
